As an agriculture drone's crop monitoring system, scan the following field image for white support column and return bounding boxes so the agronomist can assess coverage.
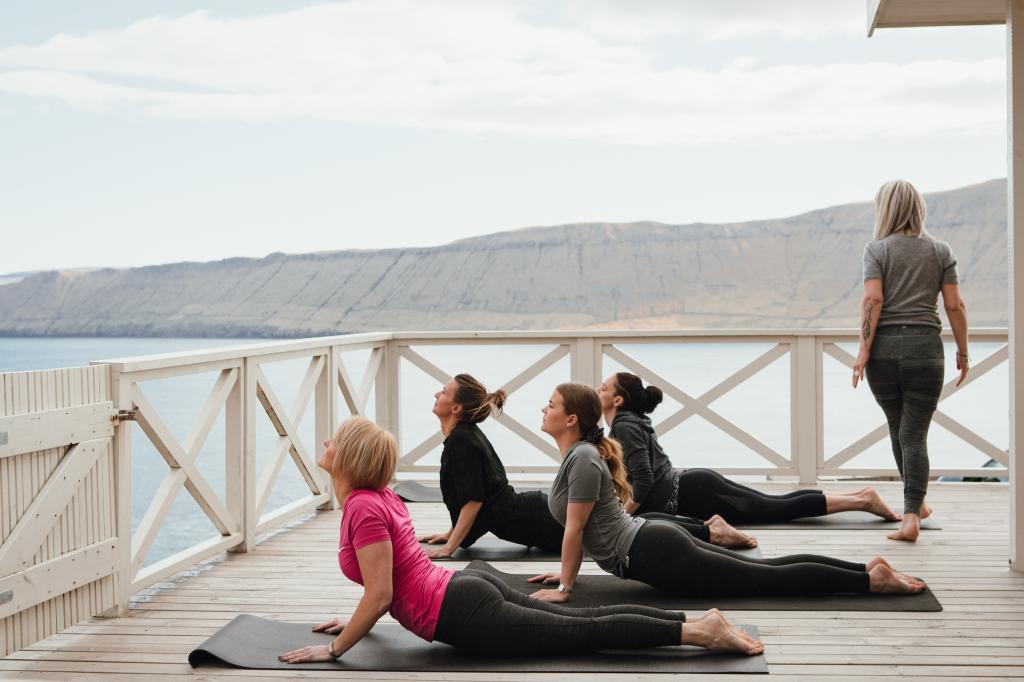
[224,364,246,538]
[315,350,336,509]
[1009,0,1024,573]
[790,337,819,484]
[572,337,598,387]
[230,358,257,553]
[104,367,132,616]
[377,341,402,467]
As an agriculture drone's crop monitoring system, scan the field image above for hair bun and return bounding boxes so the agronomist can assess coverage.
[489,390,507,414]
[642,385,664,414]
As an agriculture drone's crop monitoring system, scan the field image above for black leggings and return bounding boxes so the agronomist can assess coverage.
[624,520,869,596]
[489,491,712,550]
[433,569,682,655]
[674,469,827,524]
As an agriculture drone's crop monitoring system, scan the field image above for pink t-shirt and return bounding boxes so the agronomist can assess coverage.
[338,487,454,641]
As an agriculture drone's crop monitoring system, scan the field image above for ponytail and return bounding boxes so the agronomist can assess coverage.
[557,383,633,504]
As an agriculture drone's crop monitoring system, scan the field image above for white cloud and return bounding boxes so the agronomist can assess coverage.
[574,0,865,43]
[0,1,1005,145]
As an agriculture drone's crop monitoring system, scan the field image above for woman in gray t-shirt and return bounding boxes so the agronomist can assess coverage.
[852,180,970,542]
[527,383,927,601]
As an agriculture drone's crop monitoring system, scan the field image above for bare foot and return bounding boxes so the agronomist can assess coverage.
[859,488,901,521]
[887,514,920,542]
[868,563,925,593]
[681,610,764,655]
[865,555,892,572]
[706,515,758,548]
[919,502,932,519]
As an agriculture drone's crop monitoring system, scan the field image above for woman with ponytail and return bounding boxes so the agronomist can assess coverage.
[528,383,924,602]
[420,373,754,556]
[601,372,900,526]
[419,373,565,558]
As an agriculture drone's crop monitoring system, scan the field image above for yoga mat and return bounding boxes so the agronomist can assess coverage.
[394,480,547,503]
[736,511,940,531]
[421,534,763,562]
[465,560,942,612]
[188,614,768,674]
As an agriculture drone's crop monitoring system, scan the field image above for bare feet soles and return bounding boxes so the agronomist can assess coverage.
[887,513,920,542]
[859,488,901,521]
[682,609,764,655]
[706,514,758,548]
[868,562,925,593]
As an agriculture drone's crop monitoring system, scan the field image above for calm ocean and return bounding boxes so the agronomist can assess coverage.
[0,336,1007,567]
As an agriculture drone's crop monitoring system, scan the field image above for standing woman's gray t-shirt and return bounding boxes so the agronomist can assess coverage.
[862,234,959,330]
[548,441,644,576]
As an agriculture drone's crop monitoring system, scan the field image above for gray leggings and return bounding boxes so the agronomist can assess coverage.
[865,326,945,515]
[433,569,682,655]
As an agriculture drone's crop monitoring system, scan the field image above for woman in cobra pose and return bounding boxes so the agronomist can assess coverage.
[526,383,925,603]
[599,372,900,527]
[419,374,755,559]
[852,179,969,541]
[278,417,763,665]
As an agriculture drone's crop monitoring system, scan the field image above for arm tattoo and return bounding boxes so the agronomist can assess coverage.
[862,302,874,342]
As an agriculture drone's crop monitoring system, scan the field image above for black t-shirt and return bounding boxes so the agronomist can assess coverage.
[438,421,516,546]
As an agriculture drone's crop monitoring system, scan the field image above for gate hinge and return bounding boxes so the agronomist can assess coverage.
[112,408,138,423]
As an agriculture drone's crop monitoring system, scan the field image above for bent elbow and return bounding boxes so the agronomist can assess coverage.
[945,299,967,313]
[863,295,883,307]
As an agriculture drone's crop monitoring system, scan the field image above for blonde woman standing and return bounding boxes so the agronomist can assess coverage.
[852,180,970,542]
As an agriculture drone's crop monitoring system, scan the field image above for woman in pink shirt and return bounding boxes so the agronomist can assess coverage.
[278,417,763,664]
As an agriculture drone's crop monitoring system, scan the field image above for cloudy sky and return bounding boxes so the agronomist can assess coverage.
[0,1,1006,272]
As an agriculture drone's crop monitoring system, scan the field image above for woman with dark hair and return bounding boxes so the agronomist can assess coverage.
[420,373,756,557]
[418,373,564,558]
[279,416,765,664]
[526,383,925,603]
[600,372,900,526]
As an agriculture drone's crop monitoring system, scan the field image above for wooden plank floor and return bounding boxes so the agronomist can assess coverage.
[1,481,1022,681]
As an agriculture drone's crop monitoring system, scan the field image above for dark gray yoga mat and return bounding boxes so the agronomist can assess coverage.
[736,511,940,530]
[466,560,942,612]
[422,533,763,562]
[394,480,547,503]
[188,614,768,674]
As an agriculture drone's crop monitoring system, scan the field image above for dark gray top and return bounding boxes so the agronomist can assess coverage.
[548,441,644,576]
[609,410,674,513]
[862,233,959,330]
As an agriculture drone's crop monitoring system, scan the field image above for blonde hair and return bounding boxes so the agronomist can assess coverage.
[555,382,633,504]
[329,417,397,494]
[453,373,507,423]
[873,179,927,241]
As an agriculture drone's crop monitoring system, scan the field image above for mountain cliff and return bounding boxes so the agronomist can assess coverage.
[0,179,1006,337]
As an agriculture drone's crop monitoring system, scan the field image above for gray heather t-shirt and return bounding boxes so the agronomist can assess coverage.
[862,233,959,330]
[548,441,644,576]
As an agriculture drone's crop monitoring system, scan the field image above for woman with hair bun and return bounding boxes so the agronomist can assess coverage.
[600,372,900,526]
[527,383,924,603]
[419,373,565,558]
[421,373,755,555]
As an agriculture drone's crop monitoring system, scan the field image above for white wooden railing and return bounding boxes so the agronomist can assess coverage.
[0,327,1011,646]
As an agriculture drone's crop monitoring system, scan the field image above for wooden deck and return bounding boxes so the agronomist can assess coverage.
[1,480,1022,681]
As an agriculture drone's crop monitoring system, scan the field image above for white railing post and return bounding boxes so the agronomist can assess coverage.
[377,339,402,463]
[790,336,820,484]
[106,366,132,616]
[225,361,247,549]
[316,349,336,509]
[572,336,599,387]
[231,357,258,553]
